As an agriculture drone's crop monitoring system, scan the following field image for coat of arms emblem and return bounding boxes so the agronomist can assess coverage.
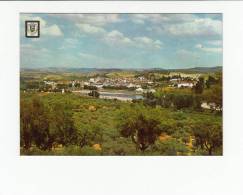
[25,21,40,38]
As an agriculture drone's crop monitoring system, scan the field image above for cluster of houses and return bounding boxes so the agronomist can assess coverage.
[168,78,197,88]
[40,73,199,94]
[82,76,155,93]
[87,76,151,87]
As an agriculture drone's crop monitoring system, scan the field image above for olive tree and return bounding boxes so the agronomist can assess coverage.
[118,105,162,151]
[192,123,222,155]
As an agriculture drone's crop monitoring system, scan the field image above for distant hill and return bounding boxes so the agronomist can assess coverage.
[21,66,222,74]
[178,66,222,73]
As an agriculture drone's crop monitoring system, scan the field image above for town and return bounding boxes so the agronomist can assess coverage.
[22,69,202,101]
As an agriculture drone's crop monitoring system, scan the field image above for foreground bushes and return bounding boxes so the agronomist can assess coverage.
[20,93,222,155]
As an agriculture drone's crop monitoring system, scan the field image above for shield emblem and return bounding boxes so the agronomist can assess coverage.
[29,23,36,32]
[25,21,40,38]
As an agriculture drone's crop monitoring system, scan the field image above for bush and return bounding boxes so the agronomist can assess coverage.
[151,139,189,155]
[102,138,137,155]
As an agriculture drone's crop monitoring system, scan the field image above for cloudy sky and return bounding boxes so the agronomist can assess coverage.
[20,13,222,69]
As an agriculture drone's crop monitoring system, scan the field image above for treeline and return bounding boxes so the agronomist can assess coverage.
[20,80,82,92]
[140,74,222,111]
[142,92,202,110]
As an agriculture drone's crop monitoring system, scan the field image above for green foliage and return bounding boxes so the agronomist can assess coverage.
[84,85,97,90]
[20,92,222,156]
[102,138,137,155]
[20,95,75,150]
[118,105,163,151]
[203,85,222,110]
[151,139,189,155]
[205,75,217,88]
[144,91,202,111]
[192,122,222,155]
[173,94,194,109]
[194,77,205,94]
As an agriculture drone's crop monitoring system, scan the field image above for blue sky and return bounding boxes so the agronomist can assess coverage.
[20,13,222,69]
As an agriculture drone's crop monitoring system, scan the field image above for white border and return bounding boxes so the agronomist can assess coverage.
[1,1,243,195]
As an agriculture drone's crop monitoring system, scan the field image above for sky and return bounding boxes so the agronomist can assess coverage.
[20,13,222,69]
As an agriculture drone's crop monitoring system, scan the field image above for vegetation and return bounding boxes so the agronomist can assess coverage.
[20,94,222,155]
[20,69,222,156]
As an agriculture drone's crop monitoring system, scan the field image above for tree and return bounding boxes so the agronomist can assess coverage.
[203,75,222,111]
[205,75,217,88]
[118,106,161,151]
[20,101,32,149]
[173,94,194,109]
[73,112,103,148]
[88,90,100,98]
[84,85,97,90]
[193,95,202,110]
[192,123,222,155]
[74,83,81,88]
[48,103,76,146]
[21,96,77,151]
[194,77,204,94]
[30,97,51,150]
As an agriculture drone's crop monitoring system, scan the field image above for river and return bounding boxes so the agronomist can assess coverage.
[73,90,144,101]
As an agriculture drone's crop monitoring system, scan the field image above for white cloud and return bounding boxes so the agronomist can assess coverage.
[201,47,222,53]
[195,43,222,53]
[103,30,133,46]
[56,14,122,27]
[133,36,162,49]
[165,18,222,37]
[103,30,162,50]
[42,24,63,36]
[207,40,222,46]
[21,43,50,54]
[76,23,106,35]
[135,14,222,38]
[195,44,203,49]
[177,49,197,58]
[130,14,196,25]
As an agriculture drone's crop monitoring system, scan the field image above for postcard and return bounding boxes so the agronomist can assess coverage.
[20,13,223,156]
[1,1,243,195]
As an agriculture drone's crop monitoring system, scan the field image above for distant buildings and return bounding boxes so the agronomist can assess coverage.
[136,87,144,92]
[177,82,194,88]
[38,72,199,94]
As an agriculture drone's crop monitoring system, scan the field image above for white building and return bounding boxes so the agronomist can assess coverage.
[89,78,95,83]
[177,83,194,88]
[136,87,144,92]
[127,83,136,88]
[170,78,180,82]
[148,89,156,93]
[94,84,103,89]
